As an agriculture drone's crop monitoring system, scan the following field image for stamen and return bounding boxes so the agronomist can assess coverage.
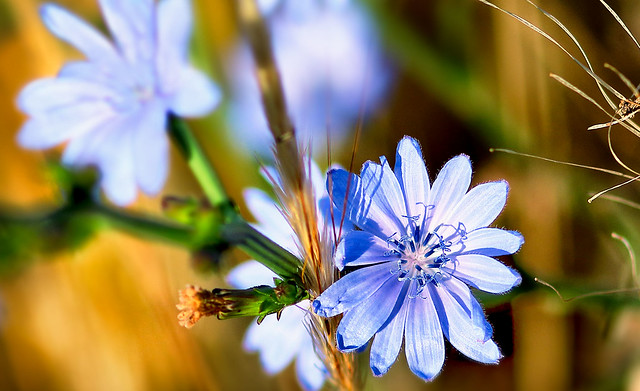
[384,249,401,257]
[422,232,433,247]
[456,222,468,239]
[423,247,437,258]
[413,225,421,243]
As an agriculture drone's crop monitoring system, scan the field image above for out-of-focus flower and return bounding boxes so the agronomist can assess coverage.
[227,159,345,391]
[17,0,221,205]
[228,0,391,155]
[228,262,325,391]
[313,136,523,381]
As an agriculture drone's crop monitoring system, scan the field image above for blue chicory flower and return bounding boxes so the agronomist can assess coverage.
[228,0,391,155]
[227,159,344,391]
[313,136,523,381]
[17,0,221,206]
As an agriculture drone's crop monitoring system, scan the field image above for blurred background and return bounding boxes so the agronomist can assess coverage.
[2,0,640,390]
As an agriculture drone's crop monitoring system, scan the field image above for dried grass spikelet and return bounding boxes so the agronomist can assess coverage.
[479,0,640,199]
[270,155,360,391]
[236,0,359,388]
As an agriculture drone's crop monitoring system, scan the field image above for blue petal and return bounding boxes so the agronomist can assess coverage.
[394,136,430,220]
[427,155,471,232]
[335,231,392,270]
[335,276,406,352]
[327,168,401,240]
[432,282,501,363]
[449,180,508,232]
[133,101,169,195]
[404,285,445,381]
[226,260,277,289]
[370,293,408,376]
[450,228,524,256]
[446,254,522,293]
[295,339,327,391]
[360,159,406,233]
[40,3,119,65]
[313,262,395,317]
[441,277,493,341]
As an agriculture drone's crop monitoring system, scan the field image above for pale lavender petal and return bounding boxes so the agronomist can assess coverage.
[17,78,117,114]
[99,125,137,206]
[17,101,115,149]
[167,67,221,117]
[61,119,114,166]
[227,260,277,289]
[427,155,471,231]
[432,283,501,363]
[58,61,103,81]
[58,60,133,88]
[313,262,396,317]
[327,168,402,240]
[156,0,192,89]
[244,306,306,374]
[394,136,430,220]
[449,228,524,256]
[446,254,521,294]
[133,101,169,194]
[260,166,281,190]
[335,230,393,270]
[257,0,280,15]
[336,277,406,352]
[243,188,298,256]
[40,3,119,64]
[404,286,445,381]
[99,0,154,66]
[370,293,408,376]
[308,159,325,207]
[448,181,508,232]
[295,340,326,391]
[156,0,220,117]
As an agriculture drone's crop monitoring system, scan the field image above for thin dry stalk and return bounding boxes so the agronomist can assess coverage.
[481,0,640,199]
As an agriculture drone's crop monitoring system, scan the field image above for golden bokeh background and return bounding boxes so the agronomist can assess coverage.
[2,0,640,390]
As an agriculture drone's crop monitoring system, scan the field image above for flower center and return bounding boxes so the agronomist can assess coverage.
[385,209,467,298]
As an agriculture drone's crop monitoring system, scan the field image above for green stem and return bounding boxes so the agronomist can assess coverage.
[168,115,231,210]
[0,200,195,268]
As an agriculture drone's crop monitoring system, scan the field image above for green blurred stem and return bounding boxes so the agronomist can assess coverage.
[92,204,194,246]
[221,220,303,285]
[168,115,230,210]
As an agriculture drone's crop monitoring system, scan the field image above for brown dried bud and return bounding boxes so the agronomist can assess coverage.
[176,285,217,328]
